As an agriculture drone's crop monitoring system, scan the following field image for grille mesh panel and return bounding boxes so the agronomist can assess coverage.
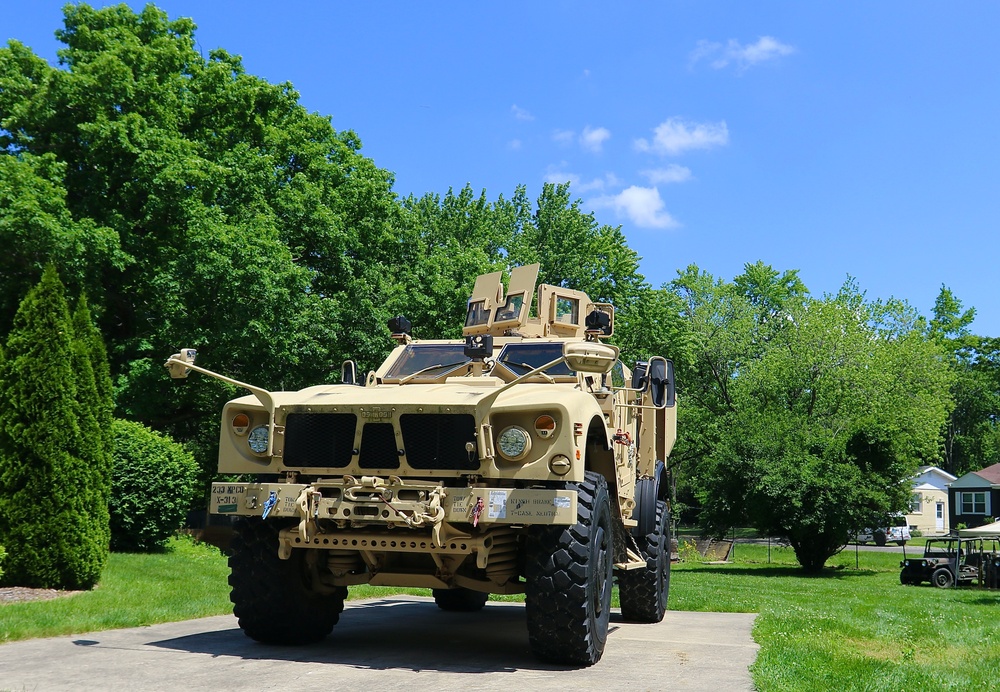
[401,414,480,470]
[358,423,400,469]
[283,413,356,468]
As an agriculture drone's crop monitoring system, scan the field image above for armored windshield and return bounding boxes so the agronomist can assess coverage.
[384,344,471,379]
[496,342,575,376]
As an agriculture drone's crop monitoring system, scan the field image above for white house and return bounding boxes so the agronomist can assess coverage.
[905,466,957,536]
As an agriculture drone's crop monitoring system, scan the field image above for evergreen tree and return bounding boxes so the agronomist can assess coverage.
[0,267,108,588]
[71,295,113,564]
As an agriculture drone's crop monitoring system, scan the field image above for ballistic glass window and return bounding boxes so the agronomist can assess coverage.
[496,342,575,376]
[384,344,471,378]
[466,300,489,328]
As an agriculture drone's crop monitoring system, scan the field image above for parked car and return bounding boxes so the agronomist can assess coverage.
[857,524,911,546]
[900,538,980,588]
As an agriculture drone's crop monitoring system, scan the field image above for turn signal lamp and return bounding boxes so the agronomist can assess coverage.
[534,415,556,438]
[232,413,250,435]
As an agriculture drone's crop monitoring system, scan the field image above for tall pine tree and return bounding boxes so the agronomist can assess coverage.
[0,267,109,588]
[71,294,113,564]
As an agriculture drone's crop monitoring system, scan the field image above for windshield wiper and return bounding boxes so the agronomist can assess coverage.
[500,360,555,383]
[398,360,469,384]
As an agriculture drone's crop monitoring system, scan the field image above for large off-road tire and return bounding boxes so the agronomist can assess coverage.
[432,587,489,612]
[229,518,346,644]
[931,567,954,589]
[618,500,670,623]
[873,530,887,547]
[525,472,614,666]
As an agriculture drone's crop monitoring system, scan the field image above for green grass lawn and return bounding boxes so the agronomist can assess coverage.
[675,543,1000,691]
[2,536,999,691]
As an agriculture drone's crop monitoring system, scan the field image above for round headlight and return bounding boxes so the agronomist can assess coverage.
[497,426,531,461]
[247,425,269,454]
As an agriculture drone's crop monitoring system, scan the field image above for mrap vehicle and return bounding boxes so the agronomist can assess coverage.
[165,264,677,666]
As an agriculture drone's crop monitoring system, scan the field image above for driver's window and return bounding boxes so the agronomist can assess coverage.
[466,300,489,327]
[555,297,579,324]
[494,293,524,322]
[610,361,625,388]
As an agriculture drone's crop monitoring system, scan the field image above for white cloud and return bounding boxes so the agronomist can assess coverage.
[640,164,692,184]
[634,118,729,156]
[552,129,575,146]
[590,186,678,230]
[544,167,620,193]
[511,104,534,121]
[507,139,522,150]
[734,36,796,67]
[580,125,611,153]
[690,36,795,72]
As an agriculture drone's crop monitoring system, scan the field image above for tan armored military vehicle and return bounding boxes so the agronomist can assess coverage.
[166,264,677,666]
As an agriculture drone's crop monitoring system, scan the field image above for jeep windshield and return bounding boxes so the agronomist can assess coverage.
[496,342,575,377]
[384,344,471,379]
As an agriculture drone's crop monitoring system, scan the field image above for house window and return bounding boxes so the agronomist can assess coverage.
[909,493,922,513]
[959,491,989,515]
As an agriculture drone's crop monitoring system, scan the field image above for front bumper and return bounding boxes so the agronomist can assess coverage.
[210,477,578,527]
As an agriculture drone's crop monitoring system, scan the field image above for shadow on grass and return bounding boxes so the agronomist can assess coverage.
[683,563,882,579]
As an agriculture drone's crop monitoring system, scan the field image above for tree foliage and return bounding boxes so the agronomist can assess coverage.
[695,282,953,571]
[928,286,1000,476]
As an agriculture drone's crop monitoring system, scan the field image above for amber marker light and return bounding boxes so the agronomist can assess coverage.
[535,414,556,439]
[232,413,250,435]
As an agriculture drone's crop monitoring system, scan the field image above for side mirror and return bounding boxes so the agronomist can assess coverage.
[632,357,675,408]
[341,360,359,385]
[165,349,197,379]
[564,342,619,374]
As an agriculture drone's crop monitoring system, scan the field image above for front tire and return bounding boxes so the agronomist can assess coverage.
[619,500,670,622]
[525,472,614,666]
[229,518,346,644]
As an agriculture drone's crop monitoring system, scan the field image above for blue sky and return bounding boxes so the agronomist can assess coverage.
[7,2,1000,335]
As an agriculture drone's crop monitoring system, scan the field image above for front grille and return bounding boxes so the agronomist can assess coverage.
[358,422,400,469]
[281,411,478,472]
[283,413,356,468]
[401,414,479,470]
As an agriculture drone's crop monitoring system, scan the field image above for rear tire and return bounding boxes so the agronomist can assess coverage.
[432,588,488,612]
[619,500,670,623]
[229,518,346,644]
[874,531,887,547]
[525,472,613,666]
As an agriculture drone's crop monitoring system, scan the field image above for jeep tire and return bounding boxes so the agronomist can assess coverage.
[525,471,614,666]
[229,518,346,644]
[931,567,955,589]
[619,499,670,623]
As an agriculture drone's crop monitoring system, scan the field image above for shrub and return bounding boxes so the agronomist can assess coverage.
[110,419,199,551]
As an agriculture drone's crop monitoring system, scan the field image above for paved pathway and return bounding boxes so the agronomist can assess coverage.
[0,596,759,691]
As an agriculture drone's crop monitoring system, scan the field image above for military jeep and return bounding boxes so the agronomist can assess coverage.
[166,264,677,666]
[899,538,979,588]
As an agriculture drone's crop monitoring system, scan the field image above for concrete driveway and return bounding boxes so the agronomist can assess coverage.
[0,596,758,691]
